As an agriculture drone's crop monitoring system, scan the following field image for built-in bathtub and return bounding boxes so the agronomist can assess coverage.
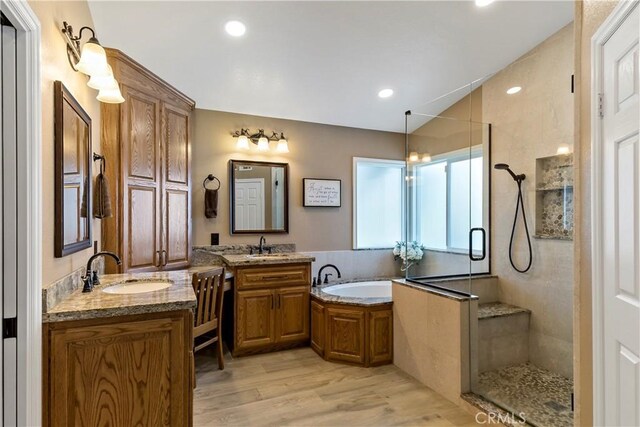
[310,280,394,367]
[320,280,392,299]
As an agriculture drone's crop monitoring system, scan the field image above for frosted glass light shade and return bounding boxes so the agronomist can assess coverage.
[97,85,125,104]
[87,65,116,90]
[236,135,250,150]
[409,152,419,162]
[276,138,289,153]
[421,153,432,163]
[257,137,270,152]
[556,143,572,155]
[76,40,108,75]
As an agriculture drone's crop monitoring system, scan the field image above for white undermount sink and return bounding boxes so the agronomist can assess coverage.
[102,280,172,295]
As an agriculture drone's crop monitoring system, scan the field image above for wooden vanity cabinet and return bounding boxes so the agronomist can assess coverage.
[233,263,311,356]
[42,310,193,427]
[101,48,195,273]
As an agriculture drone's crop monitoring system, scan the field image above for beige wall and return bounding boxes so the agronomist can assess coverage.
[484,23,575,379]
[574,1,618,425]
[409,88,484,157]
[192,109,404,251]
[29,0,102,286]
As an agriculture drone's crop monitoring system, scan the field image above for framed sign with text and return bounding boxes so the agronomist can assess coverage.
[303,178,341,207]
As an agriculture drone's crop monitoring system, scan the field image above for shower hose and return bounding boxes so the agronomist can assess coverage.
[508,180,533,273]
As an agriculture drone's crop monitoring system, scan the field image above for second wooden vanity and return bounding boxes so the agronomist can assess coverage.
[221,254,315,356]
[42,270,200,427]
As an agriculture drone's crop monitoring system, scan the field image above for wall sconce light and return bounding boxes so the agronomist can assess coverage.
[232,129,289,153]
[556,143,572,155]
[61,21,124,104]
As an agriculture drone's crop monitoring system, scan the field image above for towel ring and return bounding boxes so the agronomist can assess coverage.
[203,174,221,190]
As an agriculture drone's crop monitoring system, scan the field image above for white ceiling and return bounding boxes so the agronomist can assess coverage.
[88,1,573,133]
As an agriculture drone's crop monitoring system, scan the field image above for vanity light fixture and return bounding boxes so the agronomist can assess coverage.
[556,143,572,155]
[475,0,495,7]
[232,128,289,153]
[61,22,124,103]
[378,88,394,98]
[276,136,290,153]
[257,136,270,152]
[506,86,522,95]
[408,151,432,163]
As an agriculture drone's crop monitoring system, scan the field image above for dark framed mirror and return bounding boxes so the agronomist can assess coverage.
[230,160,289,234]
[54,81,92,257]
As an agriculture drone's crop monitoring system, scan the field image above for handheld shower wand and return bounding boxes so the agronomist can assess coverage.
[494,163,533,273]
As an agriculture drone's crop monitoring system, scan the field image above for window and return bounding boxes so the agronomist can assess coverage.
[414,146,484,253]
[353,158,405,249]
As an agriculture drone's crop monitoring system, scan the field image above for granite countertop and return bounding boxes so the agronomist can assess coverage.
[220,252,315,267]
[393,279,479,302]
[43,267,233,323]
[311,278,395,307]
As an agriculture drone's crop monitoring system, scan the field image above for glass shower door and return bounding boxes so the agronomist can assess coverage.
[404,83,491,293]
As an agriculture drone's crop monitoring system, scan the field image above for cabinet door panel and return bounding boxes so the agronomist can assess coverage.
[126,91,159,181]
[48,316,188,426]
[369,310,393,365]
[310,300,325,354]
[276,286,309,343]
[164,105,189,185]
[128,186,160,270]
[325,308,365,364]
[164,188,189,269]
[236,290,275,350]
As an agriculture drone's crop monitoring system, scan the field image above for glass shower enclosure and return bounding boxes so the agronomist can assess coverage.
[403,82,491,289]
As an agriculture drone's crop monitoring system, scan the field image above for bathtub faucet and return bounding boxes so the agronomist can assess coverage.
[317,264,342,286]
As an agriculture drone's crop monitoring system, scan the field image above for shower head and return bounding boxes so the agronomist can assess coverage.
[494,163,526,182]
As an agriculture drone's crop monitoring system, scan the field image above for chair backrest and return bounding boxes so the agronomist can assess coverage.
[192,267,226,330]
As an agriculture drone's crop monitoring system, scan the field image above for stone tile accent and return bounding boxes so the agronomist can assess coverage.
[535,154,574,239]
[475,363,573,427]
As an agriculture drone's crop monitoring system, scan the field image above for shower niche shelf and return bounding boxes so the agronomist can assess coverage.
[534,153,573,240]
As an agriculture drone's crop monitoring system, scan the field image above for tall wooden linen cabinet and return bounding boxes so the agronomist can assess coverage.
[101,49,195,273]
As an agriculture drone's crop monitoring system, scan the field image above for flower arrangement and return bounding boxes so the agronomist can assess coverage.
[393,241,426,271]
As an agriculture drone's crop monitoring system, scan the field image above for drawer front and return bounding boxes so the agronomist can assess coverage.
[236,263,310,290]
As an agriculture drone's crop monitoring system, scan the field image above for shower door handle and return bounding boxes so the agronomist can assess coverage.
[469,228,486,261]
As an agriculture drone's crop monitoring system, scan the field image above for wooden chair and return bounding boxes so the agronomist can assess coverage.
[192,267,226,370]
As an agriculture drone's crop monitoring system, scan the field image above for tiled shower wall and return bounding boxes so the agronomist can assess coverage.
[484,23,574,378]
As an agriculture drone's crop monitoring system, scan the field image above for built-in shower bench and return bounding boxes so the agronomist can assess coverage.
[478,302,531,373]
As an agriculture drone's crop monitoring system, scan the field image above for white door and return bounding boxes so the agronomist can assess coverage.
[234,178,265,230]
[1,12,18,425]
[594,2,640,426]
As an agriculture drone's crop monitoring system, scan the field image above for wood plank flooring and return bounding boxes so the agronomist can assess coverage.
[193,347,480,426]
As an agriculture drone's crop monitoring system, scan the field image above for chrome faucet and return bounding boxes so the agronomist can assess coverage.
[82,251,122,293]
[316,264,342,286]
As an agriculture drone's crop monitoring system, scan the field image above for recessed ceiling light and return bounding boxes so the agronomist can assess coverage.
[378,88,394,98]
[506,86,522,95]
[475,0,495,7]
[225,20,246,37]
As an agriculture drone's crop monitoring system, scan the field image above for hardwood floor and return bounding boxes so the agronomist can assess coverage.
[193,347,480,426]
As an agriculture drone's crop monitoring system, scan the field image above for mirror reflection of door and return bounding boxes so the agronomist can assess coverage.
[230,160,289,233]
[234,178,265,230]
